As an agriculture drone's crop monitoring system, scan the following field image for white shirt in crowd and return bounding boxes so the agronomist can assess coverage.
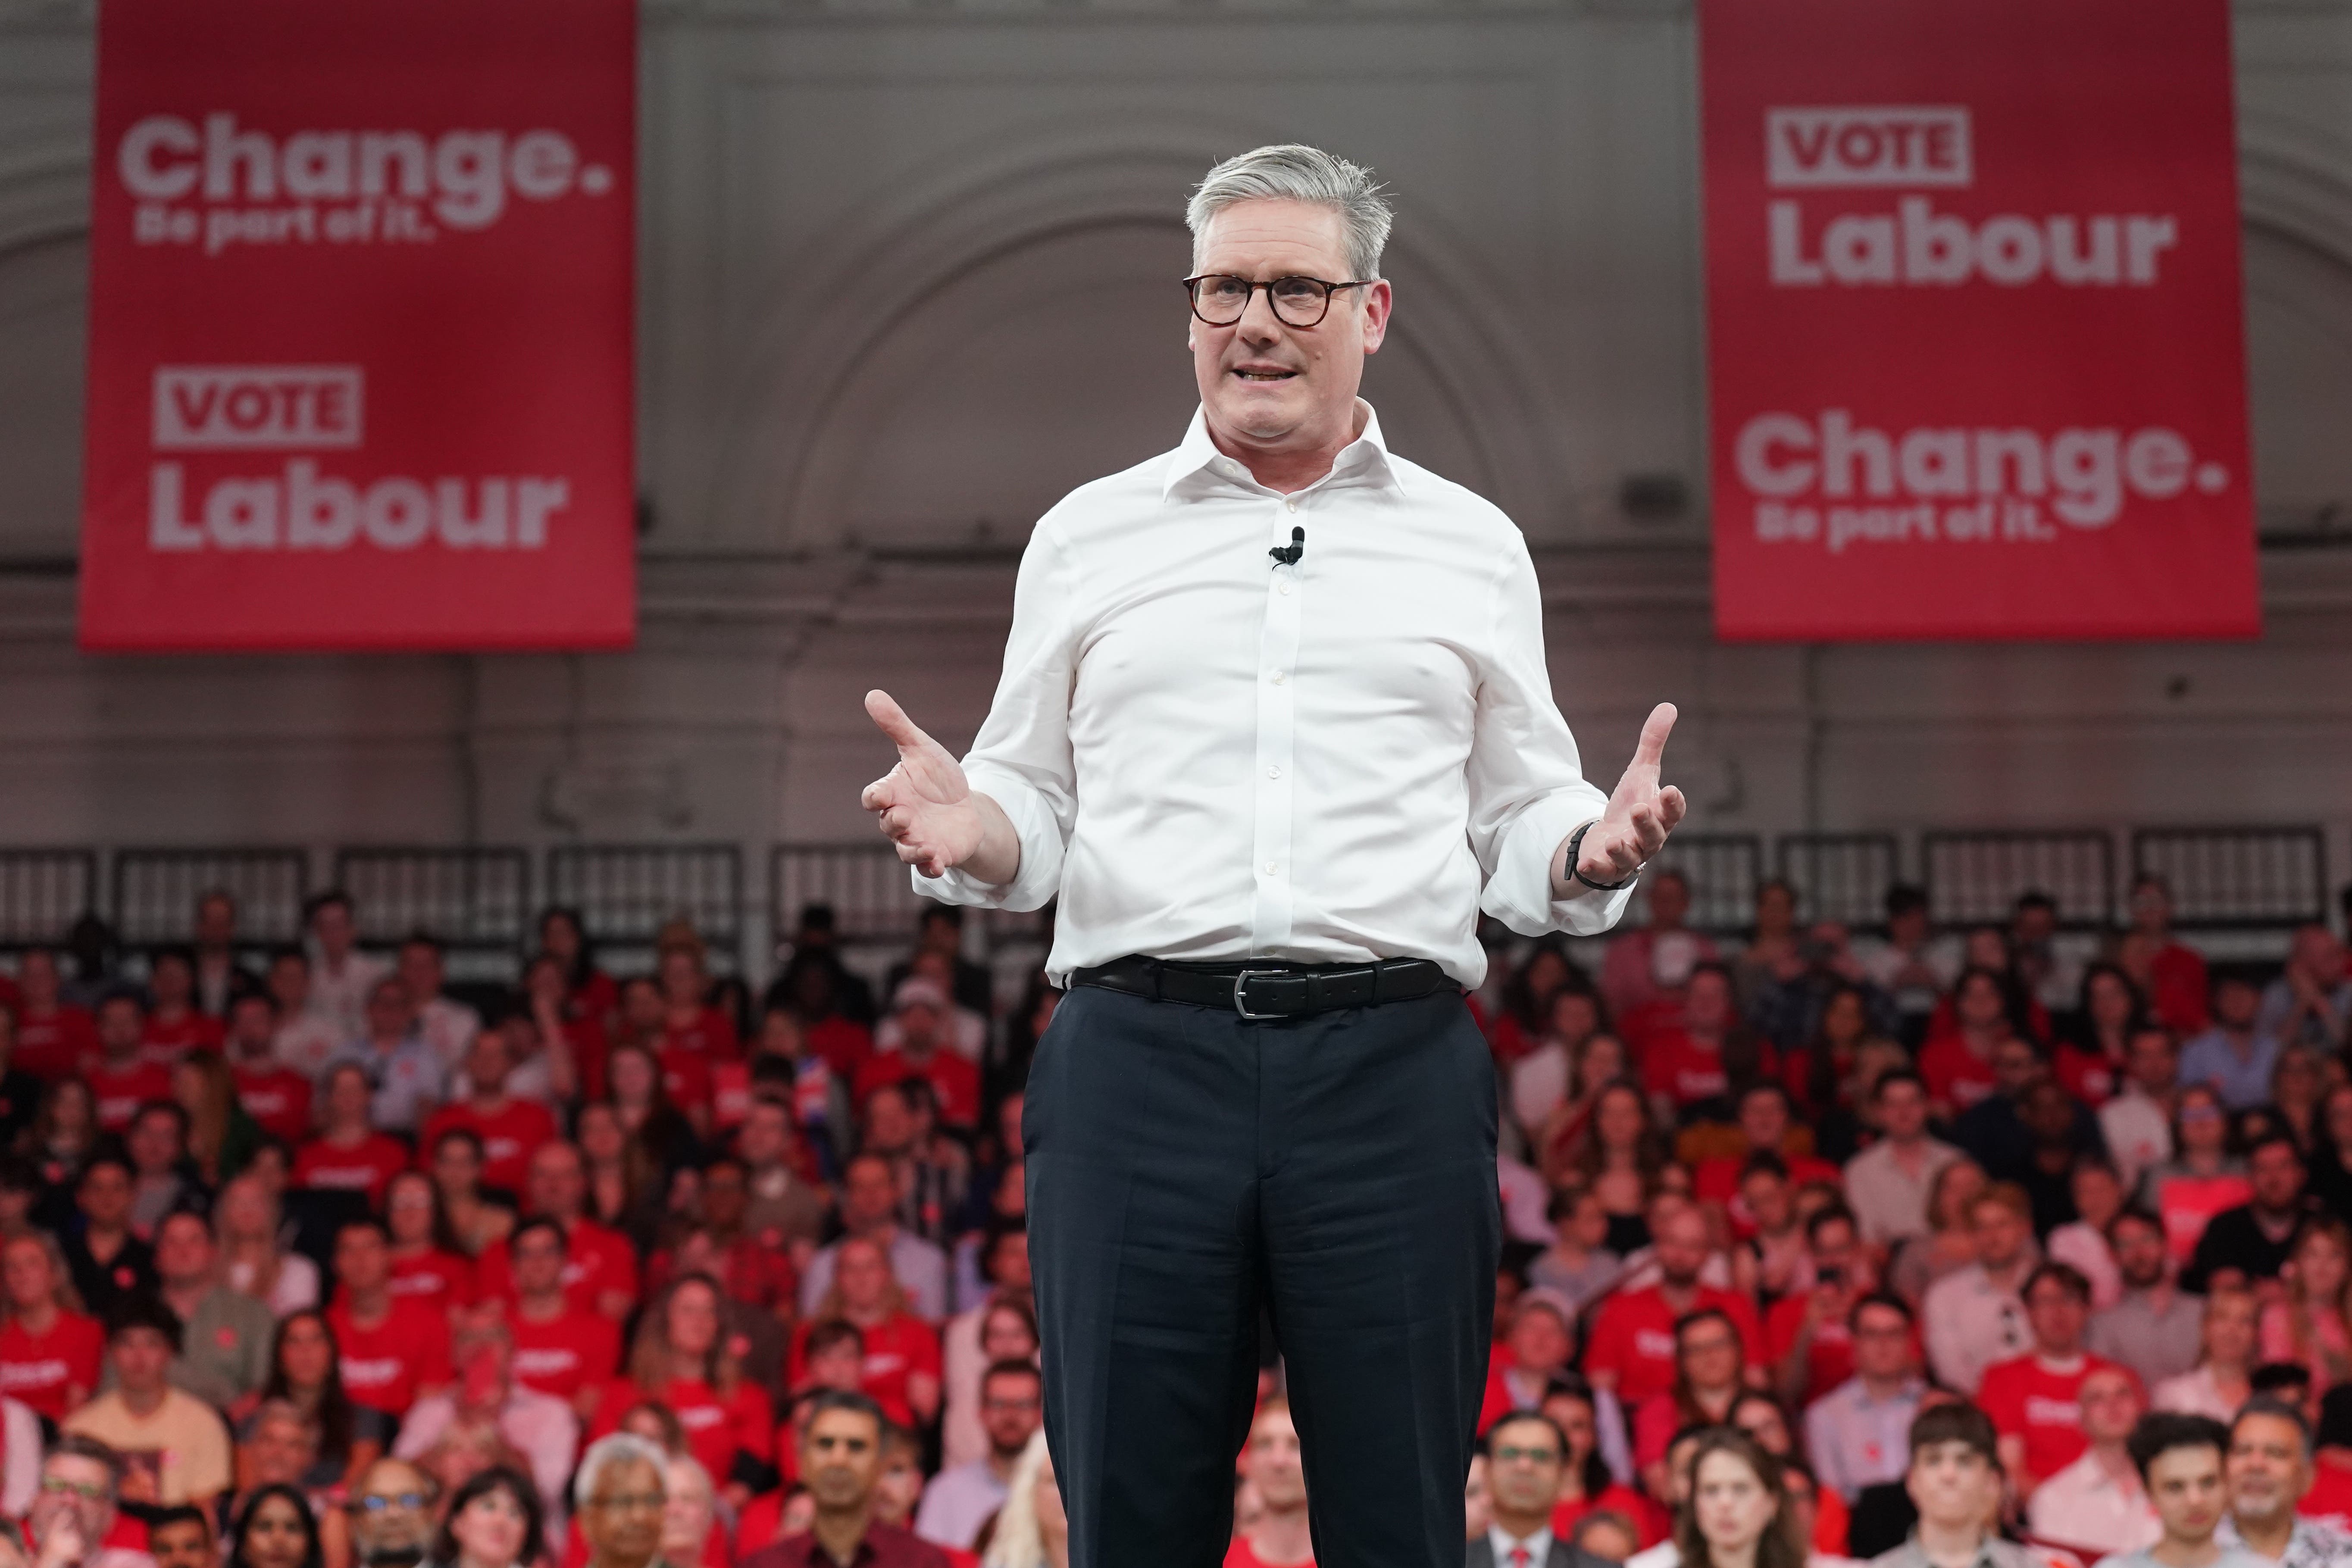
[2027,1451,2159,1558]
[918,403,1632,985]
[273,1012,345,1081]
[2151,1364,2240,1421]
[1499,1157,1553,1245]
[1490,1527,1558,1567]
[1511,1043,1572,1135]
[2047,1221,2124,1311]
[1842,1137,1964,1248]
[304,948,389,1045]
[393,1384,577,1529]
[2099,1090,2173,1194]
[1923,1262,2030,1395]
[413,994,483,1071]
[914,1460,1011,1551]
[0,1396,37,1515]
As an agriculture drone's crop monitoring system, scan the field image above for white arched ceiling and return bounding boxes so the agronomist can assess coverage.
[0,234,86,560]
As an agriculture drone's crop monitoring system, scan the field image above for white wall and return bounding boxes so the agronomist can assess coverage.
[0,0,2347,950]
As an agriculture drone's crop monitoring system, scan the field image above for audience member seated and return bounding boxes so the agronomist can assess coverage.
[294,1065,414,1208]
[739,1392,948,1568]
[151,1209,273,1415]
[392,1308,578,1525]
[424,1033,560,1200]
[856,984,982,1133]
[2184,1132,2312,1293]
[588,1275,773,1498]
[327,979,444,1136]
[31,1434,154,1568]
[1220,1396,1313,1568]
[61,1155,157,1321]
[2258,926,2351,1055]
[326,1218,454,1420]
[799,1155,951,1323]
[2023,1362,2158,1557]
[1976,1262,2116,1494]
[2086,1207,2205,1390]
[63,1298,232,1509]
[0,1233,103,1421]
[87,992,171,1137]
[1921,1183,2036,1395]
[1842,1071,1964,1252]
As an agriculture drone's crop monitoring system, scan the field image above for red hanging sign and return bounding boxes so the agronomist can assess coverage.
[80,0,635,651]
[1699,0,2259,641]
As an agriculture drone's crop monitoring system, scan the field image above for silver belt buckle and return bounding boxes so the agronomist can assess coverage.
[1233,967,1287,1020]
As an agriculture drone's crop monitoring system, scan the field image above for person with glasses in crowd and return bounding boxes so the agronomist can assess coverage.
[1474,1412,1618,1568]
[344,1458,438,1568]
[574,1433,676,1568]
[27,1436,150,1568]
[913,1359,1043,1552]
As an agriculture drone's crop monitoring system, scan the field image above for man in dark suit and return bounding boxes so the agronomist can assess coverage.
[1470,1412,1619,1568]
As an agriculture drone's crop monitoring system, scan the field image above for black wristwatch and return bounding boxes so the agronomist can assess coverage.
[1566,820,1638,892]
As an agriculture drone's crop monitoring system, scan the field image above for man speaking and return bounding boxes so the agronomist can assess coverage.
[860,144,1685,1567]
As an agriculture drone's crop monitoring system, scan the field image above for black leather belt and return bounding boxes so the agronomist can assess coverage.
[1069,955,1455,1019]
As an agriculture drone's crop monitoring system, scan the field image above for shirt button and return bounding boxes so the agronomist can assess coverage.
[1278,582,1291,596]
[1271,670,1286,684]
[1264,862,1279,875]
[1285,498,1298,512]
[1267,766,1282,779]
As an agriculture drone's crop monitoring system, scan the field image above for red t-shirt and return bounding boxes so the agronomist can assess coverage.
[1977,1352,2120,1487]
[1918,1036,2000,1113]
[853,1049,982,1129]
[2053,1044,2121,1107]
[2299,1462,2352,1528]
[804,1017,875,1083]
[787,1313,941,1429]
[0,1311,104,1420]
[420,1099,559,1195]
[1640,1030,1736,1110]
[2154,1172,2254,1265]
[88,1059,174,1133]
[476,1218,640,1317]
[139,1009,223,1065]
[294,1134,415,1207]
[659,1047,715,1116]
[1695,1152,1842,1222]
[327,1297,454,1417]
[591,1374,771,1483]
[1766,1291,1855,1403]
[663,1008,741,1062]
[232,1062,314,1145]
[388,1249,476,1314]
[509,1306,624,1403]
[1223,1540,1314,1568]
[13,1005,97,1081]
[2150,944,2211,1037]
[1583,1286,1765,1407]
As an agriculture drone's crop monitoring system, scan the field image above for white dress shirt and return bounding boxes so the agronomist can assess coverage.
[1491,1526,1557,1567]
[1923,1261,2030,1395]
[919,403,1630,986]
[2027,1449,2158,1557]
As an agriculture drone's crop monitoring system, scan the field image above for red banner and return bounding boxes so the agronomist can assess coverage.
[80,0,635,652]
[1700,0,2259,641]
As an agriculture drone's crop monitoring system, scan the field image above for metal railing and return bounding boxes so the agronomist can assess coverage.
[544,843,745,968]
[112,847,310,948]
[0,850,99,949]
[1777,833,1902,929]
[2131,826,2330,931]
[334,847,533,953]
[1922,829,2116,932]
[1635,834,1764,936]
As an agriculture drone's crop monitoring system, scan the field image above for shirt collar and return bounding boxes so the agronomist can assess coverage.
[1489,1525,1553,1564]
[1160,399,1409,502]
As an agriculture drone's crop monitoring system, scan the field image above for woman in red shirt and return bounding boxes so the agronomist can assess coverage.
[11,948,97,1082]
[658,945,740,1064]
[591,1274,772,1501]
[0,1233,102,1419]
[294,1065,413,1206]
[538,908,620,1038]
[384,1169,478,1320]
[788,1235,942,1431]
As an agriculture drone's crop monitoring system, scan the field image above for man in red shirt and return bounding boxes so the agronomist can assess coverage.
[419,1032,557,1196]
[140,949,225,1064]
[507,1216,622,1421]
[737,1392,948,1568]
[1225,1396,1314,1568]
[87,990,172,1135]
[1639,965,1761,1120]
[1977,1261,2121,1497]
[852,982,980,1131]
[1693,1083,1840,1219]
[224,992,311,1146]
[1583,1202,1765,1407]
[327,1218,454,1419]
[1767,1204,1875,1406]
[475,1140,639,1319]
[11,948,98,1082]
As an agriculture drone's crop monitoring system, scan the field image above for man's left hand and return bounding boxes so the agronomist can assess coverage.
[1571,701,1688,890]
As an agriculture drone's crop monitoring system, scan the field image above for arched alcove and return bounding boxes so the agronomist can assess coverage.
[782,216,1505,552]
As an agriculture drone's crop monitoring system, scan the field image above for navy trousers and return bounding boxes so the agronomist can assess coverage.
[1023,982,1502,1568]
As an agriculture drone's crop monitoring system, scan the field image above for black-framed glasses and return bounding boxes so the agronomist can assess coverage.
[1183,274,1372,328]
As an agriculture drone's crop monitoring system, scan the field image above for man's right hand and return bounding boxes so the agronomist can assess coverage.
[859,690,1020,884]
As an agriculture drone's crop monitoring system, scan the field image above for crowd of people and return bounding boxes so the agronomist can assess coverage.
[0,867,2348,1568]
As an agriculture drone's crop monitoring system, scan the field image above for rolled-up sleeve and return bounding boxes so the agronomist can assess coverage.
[1465,537,1635,938]
[914,516,1078,913]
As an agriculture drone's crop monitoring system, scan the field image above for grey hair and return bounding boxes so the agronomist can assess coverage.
[1186,144,1392,283]
[572,1433,669,1512]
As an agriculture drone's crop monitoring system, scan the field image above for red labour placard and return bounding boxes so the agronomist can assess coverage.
[1698,0,2259,641]
[80,0,635,651]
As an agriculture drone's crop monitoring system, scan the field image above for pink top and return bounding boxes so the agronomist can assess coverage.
[2259,1299,2351,1387]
